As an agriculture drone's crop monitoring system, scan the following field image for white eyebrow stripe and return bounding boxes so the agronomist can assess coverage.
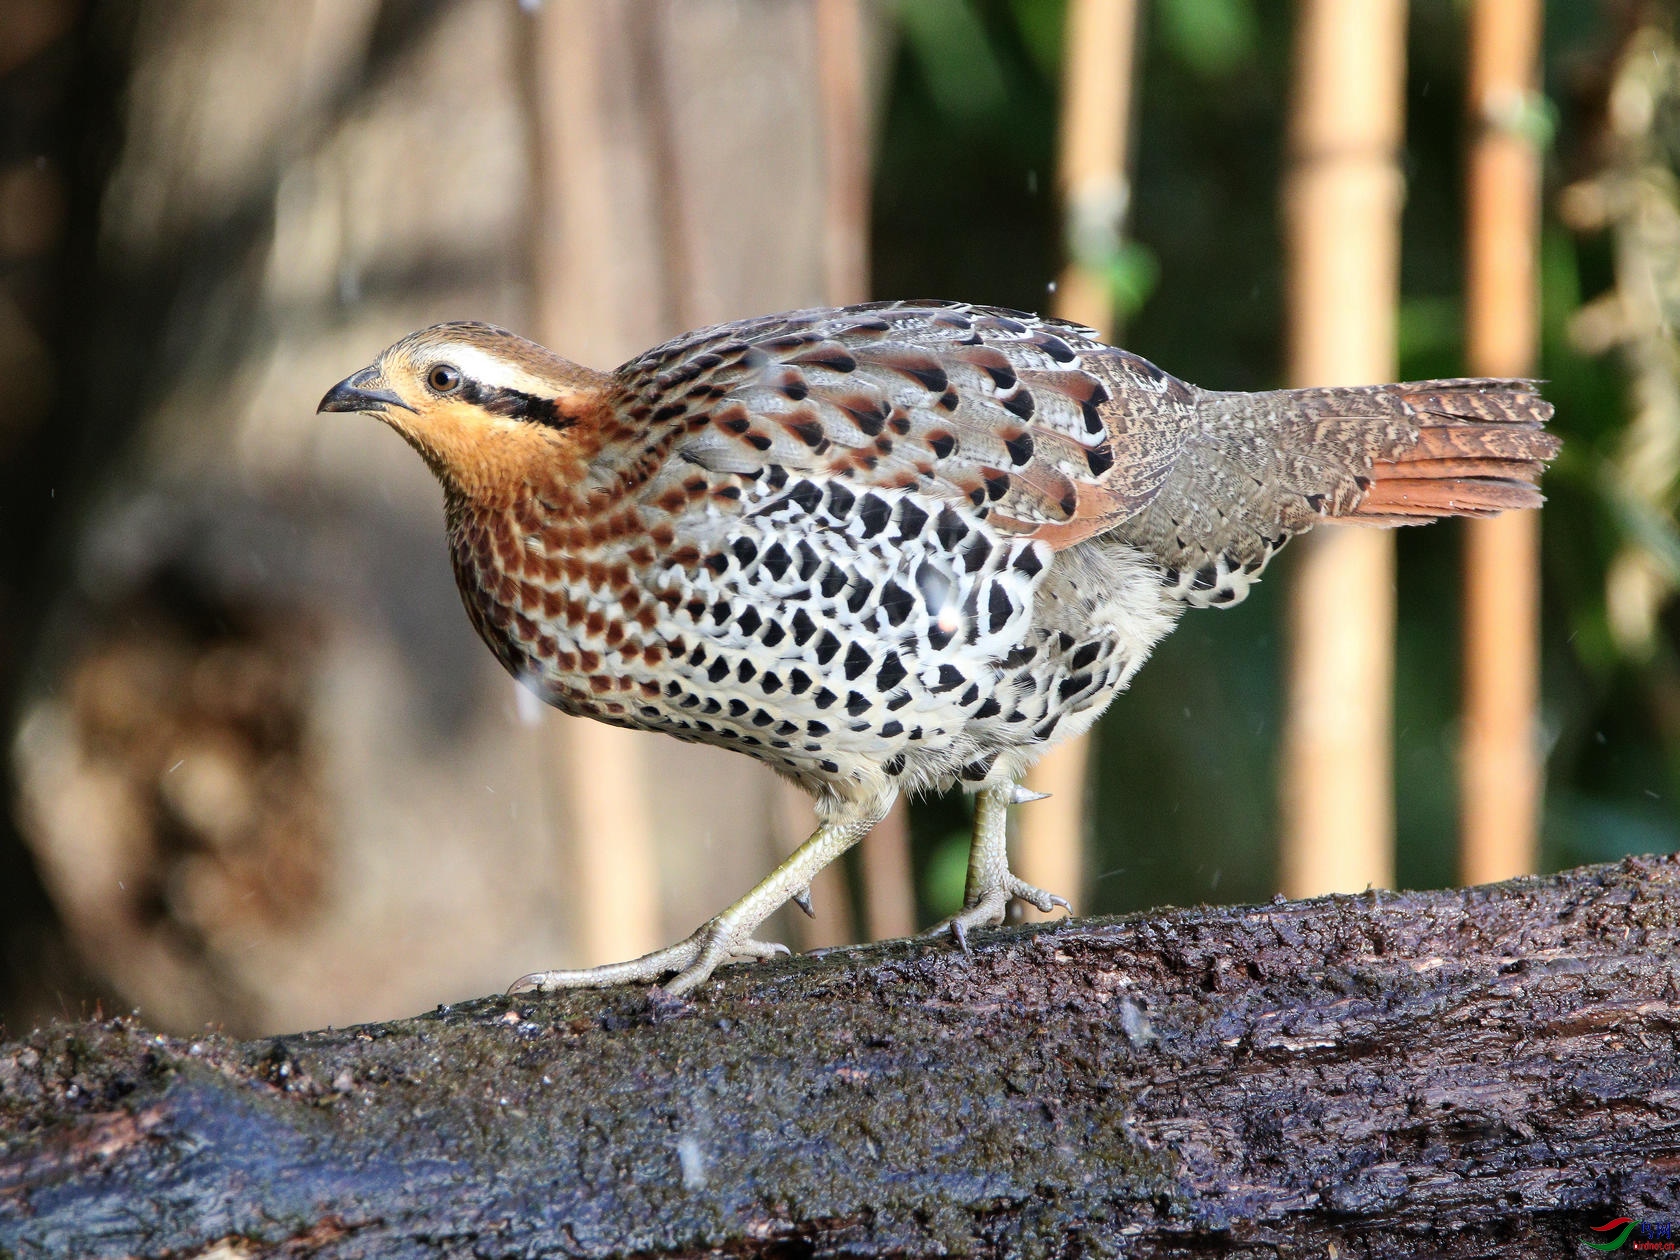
[433,344,532,392]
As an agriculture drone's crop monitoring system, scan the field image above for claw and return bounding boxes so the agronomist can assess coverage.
[504,801,888,998]
[509,920,792,996]
[730,939,792,962]
[1009,785,1051,805]
[657,930,792,996]
[949,917,972,956]
[1004,876,1072,916]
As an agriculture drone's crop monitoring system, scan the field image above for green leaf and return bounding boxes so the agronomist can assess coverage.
[1157,0,1257,79]
[894,0,1008,121]
[1104,240,1159,316]
[925,830,972,917]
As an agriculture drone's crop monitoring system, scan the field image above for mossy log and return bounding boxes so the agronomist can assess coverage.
[2,855,1678,1258]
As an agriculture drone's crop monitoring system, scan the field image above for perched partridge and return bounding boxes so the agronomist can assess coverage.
[320,300,1559,995]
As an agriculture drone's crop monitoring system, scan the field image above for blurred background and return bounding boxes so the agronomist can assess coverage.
[0,0,1673,1038]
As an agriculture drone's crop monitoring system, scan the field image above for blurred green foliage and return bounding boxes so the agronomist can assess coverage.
[1157,0,1260,80]
[874,0,1678,921]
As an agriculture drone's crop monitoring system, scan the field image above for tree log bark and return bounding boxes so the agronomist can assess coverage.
[3,856,1678,1258]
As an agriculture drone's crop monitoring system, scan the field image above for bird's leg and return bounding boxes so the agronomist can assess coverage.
[509,790,893,997]
[926,781,1070,951]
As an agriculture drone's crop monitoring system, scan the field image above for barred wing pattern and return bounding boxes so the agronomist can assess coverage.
[606,302,1556,613]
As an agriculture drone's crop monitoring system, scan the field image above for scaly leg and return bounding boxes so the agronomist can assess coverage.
[510,789,893,997]
[926,781,1070,951]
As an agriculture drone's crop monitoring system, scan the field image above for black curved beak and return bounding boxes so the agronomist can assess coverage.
[317,365,415,415]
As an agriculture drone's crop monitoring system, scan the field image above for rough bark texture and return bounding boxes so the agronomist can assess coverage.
[2,855,1678,1258]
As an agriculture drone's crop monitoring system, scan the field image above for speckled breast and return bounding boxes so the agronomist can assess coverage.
[446,462,1149,799]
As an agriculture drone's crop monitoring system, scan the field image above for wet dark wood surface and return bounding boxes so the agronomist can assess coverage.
[3,855,1678,1258]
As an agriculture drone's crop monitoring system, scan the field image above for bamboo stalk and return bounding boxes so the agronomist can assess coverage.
[817,0,870,310]
[813,2,882,915]
[1019,0,1141,920]
[769,0,887,947]
[1051,0,1139,333]
[1461,0,1544,885]
[527,0,662,964]
[1279,0,1408,899]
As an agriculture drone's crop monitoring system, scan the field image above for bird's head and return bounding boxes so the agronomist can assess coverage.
[318,321,612,506]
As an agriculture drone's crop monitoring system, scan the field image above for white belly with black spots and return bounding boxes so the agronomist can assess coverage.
[513,471,1184,801]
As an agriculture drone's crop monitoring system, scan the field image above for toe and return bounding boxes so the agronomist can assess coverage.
[656,925,793,996]
[1003,876,1070,916]
[506,937,704,993]
[727,938,792,963]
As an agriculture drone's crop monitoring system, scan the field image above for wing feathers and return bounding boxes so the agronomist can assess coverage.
[611,307,1558,596]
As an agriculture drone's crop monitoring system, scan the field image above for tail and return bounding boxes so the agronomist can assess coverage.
[1106,375,1559,610]
[1347,378,1559,524]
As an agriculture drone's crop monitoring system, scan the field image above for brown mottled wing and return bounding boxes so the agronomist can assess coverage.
[609,304,1557,580]
[610,300,1184,545]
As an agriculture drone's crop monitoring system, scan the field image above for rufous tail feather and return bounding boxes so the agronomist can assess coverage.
[1354,379,1558,524]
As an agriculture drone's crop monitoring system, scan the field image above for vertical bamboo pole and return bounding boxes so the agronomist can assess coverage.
[1279,0,1408,898]
[1017,0,1141,920]
[1461,0,1544,885]
[817,0,870,308]
[817,0,911,942]
[527,0,661,965]
[756,0,878,948]
[1049,0,1140,336]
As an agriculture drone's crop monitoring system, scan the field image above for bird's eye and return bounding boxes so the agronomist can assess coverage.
[428,364,463,393]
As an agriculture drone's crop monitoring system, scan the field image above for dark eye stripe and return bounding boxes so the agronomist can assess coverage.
[457,378,575,431]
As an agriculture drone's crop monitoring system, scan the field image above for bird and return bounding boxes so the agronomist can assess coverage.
[319,299,1559,997]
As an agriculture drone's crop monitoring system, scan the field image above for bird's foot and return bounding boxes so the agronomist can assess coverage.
[508,918,790,998]
[510,796,891,999]
[925,875,1070,954]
